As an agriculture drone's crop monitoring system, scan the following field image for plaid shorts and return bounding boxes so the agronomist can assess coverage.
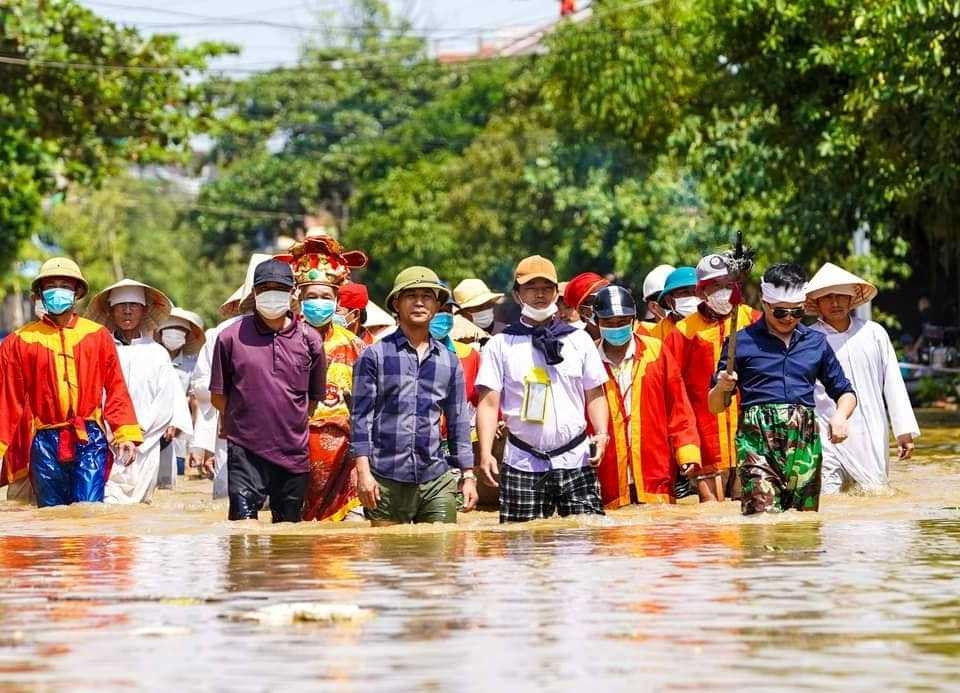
[499,464,605,523]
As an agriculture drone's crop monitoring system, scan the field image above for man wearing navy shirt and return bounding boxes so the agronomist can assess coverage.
[709,263,857,515]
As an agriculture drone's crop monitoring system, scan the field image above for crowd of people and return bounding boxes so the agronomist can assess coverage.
[0,233,921,524]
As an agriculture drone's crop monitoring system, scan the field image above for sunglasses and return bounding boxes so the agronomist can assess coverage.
[771,307,805,319]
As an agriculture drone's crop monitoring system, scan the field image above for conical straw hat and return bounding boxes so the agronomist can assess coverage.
[86,278,173,334]
[156,307,205,355]
[449,313,490,343]
[219,253,272,317]
[805,262,878,315]
[363,301,395,328]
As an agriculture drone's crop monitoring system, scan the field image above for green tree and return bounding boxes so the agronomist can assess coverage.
[42,176,243,326]
[0,0,229,275]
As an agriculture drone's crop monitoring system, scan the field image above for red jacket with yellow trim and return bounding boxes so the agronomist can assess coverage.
[594,335,701,508]
[663,304,761,474]
[0,314,143,460]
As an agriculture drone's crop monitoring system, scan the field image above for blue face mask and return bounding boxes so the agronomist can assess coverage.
[42,287,76,316]
[301,298,337,327]
[600,323,633,346]
[429,312,455,340]
[332,313,349,328]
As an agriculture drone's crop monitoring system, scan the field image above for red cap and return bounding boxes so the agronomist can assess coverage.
[338,283,369,310]
[563,272,609,310]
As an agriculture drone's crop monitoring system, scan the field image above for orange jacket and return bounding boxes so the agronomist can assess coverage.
[0,314,142,461]
[595,335,701,508]
[663,304,760,474]
[644,316,680,341]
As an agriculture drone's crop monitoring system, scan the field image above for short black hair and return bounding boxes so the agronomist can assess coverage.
[763,263,807,289]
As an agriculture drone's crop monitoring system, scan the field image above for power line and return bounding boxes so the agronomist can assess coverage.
[85,1,557,38]
[0,0,668,76]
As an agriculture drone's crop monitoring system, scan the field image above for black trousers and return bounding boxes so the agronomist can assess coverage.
[227,442,308,523]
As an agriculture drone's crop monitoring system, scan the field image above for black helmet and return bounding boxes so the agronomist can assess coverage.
[593,285,636,319]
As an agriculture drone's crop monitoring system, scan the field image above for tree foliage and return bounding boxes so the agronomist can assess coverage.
[0,0,228,275]
[42,176,243,326]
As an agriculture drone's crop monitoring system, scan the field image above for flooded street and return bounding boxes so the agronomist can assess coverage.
[3,415,960,690]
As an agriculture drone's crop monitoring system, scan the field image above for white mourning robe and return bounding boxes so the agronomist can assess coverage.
[105,335,193,504]
[813,317,920,493]
[157,350,199,489]
[191,316,243,499]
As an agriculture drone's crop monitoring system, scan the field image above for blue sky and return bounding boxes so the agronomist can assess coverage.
[79,0,565,72]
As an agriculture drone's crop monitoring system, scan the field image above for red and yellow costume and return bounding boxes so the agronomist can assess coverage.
[0,406,33,489]
[276,235,369,521]
[0,314,142,502]
[664,304,760,474]
[644,316,679,341]
[305,323,367,521]
[595,335,701,507]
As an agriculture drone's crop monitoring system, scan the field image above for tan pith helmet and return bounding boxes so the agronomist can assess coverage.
[32,257,89,299]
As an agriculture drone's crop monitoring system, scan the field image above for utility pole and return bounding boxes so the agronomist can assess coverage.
[853,218,871,321]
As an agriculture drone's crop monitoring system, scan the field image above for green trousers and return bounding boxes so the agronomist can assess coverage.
[736,404,822,515]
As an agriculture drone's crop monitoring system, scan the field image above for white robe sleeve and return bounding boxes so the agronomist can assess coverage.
[879,326,920,439]
[190,327,220,454]
[138,347,193,441]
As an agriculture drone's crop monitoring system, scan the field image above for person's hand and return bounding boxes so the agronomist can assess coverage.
[460,478,478,512]
[588,434,608,467]
[495,421,506,439]
[478,452,500,488]
[356,467,381,509]
[897,433,916,460]
[829,413,850,444]
[715,370,738,392]
[116,441,137,466]
[680,462,702,480]
[163,426,177,442]
[200,451,216,479]
[187,449,205,469]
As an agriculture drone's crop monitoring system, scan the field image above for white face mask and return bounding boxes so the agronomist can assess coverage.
[521,301,558,323]
[161,329,187,352]
[255,290,291,319]
[471,308,495,329]
[672,296,701,318]
[706,288,734,315]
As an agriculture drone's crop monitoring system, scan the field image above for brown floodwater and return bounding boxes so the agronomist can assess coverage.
[2,414,960,689]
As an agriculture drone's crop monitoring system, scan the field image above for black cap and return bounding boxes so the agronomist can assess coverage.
[253,259,295,289]
[593,285,637,319]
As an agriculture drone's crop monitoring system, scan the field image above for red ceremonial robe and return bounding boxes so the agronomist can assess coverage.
[0,314,142,464]
[596,334,701,507]
[663,304,760,475]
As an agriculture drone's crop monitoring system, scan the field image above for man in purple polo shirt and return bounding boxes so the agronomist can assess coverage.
[210,259,327,523]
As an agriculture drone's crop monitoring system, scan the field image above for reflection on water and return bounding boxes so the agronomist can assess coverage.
[2,420,960,688]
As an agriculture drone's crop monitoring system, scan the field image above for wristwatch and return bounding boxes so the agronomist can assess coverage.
[461,470,477,482]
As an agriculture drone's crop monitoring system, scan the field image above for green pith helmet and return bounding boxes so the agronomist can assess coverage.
[385,266,450,309]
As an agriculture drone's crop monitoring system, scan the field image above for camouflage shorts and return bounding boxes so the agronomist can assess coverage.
[736,404,822,515]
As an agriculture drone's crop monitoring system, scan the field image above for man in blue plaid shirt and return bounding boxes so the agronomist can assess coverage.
[349,266,478,525]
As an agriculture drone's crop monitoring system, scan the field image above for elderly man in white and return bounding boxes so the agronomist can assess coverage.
[87,279,193,504]
[807,263,920,494]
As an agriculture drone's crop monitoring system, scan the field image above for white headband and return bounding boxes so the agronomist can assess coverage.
[761,280,807,305]
[109,286,147,306]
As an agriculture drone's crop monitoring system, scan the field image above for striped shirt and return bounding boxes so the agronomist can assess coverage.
[349,328,472,483]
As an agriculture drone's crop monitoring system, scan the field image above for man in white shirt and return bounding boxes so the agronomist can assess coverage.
[476,255,610,523]
[807,262,920,494]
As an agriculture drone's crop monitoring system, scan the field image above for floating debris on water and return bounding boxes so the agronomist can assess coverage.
[130,626,193,638]
[225,602,372,626]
